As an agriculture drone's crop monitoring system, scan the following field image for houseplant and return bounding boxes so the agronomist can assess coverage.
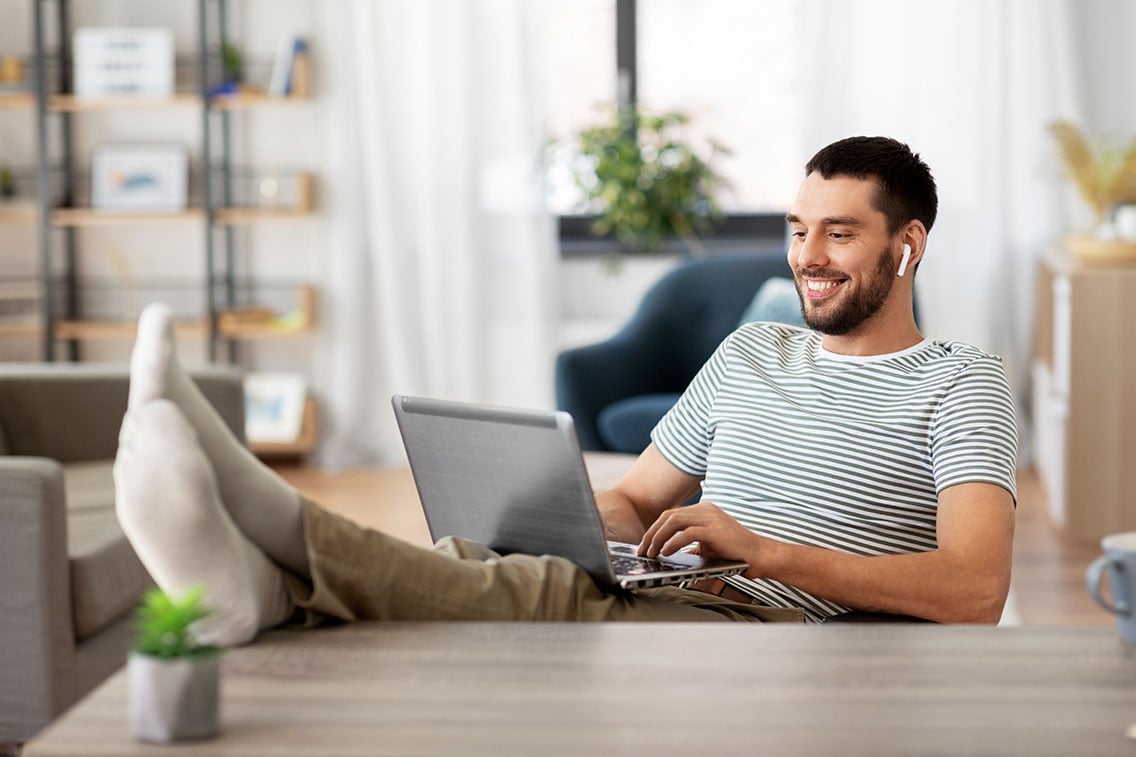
[127,585,220,743]
[568,106,730,266]
[1050,120,1136,258]
[0,163,15,199]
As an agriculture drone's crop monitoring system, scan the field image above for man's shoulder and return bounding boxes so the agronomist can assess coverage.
[911,341,1013,398]
[919,340,1007,372]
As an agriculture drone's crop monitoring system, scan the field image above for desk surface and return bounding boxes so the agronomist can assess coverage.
[25,623,1136,756]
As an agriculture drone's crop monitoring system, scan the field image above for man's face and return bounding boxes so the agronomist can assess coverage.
[785,173,900,336]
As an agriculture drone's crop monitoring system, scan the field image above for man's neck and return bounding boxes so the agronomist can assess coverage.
[819,314,924,357]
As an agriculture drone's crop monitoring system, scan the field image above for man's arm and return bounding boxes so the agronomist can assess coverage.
[640,481,1015,624]
[593,444,703,544]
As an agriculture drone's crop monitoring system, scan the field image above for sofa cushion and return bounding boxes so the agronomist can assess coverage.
[738,276,806,328]
[597,393,682,454]
[64,461,152,640]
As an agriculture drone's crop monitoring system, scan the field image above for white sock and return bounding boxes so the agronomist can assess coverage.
[128,303,308,574]
[114,400,295,646]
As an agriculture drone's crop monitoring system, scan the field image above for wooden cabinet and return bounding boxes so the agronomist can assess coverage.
[1032,249,1136,541]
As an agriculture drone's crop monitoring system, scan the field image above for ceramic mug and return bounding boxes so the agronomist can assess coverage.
[1085,531,1136,643]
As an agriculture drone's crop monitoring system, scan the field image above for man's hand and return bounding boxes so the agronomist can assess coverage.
[596,444,704,544]
[638,502,765,568]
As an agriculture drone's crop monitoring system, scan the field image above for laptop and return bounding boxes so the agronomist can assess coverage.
[391,395,748,590]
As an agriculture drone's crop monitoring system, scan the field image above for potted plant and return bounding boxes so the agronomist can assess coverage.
[567,106,731,267]
[222,42,243,86]
[1050,120,1136,258]
[127,585,221,743]
[0,163,15,199]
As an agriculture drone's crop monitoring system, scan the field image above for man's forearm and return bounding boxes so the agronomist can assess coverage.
[757,540,1010,623]
[593,488,650,543]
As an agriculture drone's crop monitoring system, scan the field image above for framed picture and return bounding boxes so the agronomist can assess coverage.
[74,27,174,98]
[91,143,188,212]
[244,373,307,444]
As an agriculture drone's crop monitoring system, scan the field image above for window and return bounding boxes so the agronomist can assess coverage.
[543,0,805,223]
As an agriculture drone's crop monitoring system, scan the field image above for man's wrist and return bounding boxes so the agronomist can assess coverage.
[747,535,790,579]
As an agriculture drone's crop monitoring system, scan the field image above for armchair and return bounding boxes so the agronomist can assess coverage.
[0,364,245,753]
[556,251,796,453]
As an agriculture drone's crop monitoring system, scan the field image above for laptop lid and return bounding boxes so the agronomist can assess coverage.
[392,394,616,583]
[392,395,748,590]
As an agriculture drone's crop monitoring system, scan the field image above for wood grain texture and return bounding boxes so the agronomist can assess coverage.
[1037,252,1136,540]
[24,623,1136,756]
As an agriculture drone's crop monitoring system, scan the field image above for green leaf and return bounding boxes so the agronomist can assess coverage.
[562,104,729,256]
[132,585,218,659]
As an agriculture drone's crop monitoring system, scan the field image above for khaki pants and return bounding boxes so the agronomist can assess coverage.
[281,499,804,625]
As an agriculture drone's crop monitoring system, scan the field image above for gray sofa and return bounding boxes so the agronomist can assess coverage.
[0,364,245,753]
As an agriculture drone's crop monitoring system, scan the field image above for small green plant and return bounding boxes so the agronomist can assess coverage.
[568,106,730,257]
[0,163,15,199]
[133,585,217,659]
[221,43,243,85]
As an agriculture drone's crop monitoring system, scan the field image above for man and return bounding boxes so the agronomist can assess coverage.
[114,136,1016,645]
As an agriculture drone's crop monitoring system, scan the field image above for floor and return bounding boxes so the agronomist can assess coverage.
[273,462,1112,627]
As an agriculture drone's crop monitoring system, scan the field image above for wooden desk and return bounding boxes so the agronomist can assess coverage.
[24,623,1136,756]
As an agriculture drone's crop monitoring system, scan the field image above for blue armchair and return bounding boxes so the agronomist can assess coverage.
[556,251,797,453]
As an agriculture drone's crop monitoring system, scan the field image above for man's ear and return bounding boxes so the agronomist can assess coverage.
[901,222,928,273]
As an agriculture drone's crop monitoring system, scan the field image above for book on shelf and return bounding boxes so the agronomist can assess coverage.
[267,34,309,97]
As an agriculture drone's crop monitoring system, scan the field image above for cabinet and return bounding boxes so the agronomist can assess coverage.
[0,0,317,367]
[1032,249,1136,541]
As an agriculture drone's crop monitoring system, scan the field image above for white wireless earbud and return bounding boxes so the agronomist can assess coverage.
[897,244,912,278]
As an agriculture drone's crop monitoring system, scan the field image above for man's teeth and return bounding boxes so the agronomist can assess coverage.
[806,280,840,291]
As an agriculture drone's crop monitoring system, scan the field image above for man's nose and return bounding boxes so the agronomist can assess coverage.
[793,234,828,270]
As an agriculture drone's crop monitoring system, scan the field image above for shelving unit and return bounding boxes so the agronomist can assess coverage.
[2,0,322,455]
[23,0,317,364]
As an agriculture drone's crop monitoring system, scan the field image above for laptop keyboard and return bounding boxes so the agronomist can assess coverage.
[610,553,690,575]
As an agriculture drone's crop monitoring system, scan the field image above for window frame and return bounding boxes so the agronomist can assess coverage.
[556,0,788,257]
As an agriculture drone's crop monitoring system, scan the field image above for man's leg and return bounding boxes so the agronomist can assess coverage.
[126,302,307,574]
[114,400,295,645]
[114,403,777,639]
[287,500,784,624]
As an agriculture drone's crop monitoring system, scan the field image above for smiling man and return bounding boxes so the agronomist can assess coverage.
[113,136,1017,644]
[624,136,1017,623]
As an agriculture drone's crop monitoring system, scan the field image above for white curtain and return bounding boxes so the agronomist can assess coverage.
[313,1,558,468]
[801,0,1085,462]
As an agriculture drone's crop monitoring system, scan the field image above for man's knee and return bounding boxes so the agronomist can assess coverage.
[433,536,499,561]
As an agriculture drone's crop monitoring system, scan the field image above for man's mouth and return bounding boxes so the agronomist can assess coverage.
[803,278,846,299]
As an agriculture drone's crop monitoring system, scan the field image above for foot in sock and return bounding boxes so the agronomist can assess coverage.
[114,399,295,646]
[127,302,309,574]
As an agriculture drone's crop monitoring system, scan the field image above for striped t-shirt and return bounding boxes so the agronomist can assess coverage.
[651,322,1018,623]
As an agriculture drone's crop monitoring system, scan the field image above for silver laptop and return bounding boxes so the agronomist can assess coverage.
[391,395,748,590]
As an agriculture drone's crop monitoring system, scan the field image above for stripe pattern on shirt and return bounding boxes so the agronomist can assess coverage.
[651,323,1018,623]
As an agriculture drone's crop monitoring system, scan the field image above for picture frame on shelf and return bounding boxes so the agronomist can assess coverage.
[244,373,307,444]
[91,143,188,212]
[73,27,174,98]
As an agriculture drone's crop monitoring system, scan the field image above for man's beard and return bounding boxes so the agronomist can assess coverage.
[796,247,895,336]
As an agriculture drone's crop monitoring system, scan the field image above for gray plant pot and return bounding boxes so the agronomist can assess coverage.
[127,652,220,743]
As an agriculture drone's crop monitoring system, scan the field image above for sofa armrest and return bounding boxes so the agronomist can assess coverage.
[0,365,245,463]
[0,458,74,743]
[556,331,667,451]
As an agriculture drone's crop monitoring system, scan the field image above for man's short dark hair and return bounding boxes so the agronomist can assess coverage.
[805,136,938,234]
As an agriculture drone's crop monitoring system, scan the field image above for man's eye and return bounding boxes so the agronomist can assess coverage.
[829,232,848,240]
[790,230,806,239]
